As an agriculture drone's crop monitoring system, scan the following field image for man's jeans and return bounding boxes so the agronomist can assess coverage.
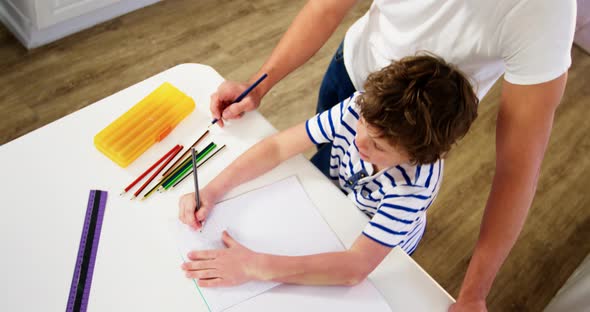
[310,41,357,178]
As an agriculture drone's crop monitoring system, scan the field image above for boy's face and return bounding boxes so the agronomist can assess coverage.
[355,117,411,169]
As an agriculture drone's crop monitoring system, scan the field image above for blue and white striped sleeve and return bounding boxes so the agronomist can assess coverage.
[363,186,434,248]
[305,101,344,145]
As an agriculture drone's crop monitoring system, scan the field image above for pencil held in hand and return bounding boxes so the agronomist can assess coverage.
[191,147,201,211]
[209,73,268,127]
[191,147,203,230]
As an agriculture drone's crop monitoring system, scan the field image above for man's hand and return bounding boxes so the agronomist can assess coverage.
[209,0,358,128]
[181,231,260,287]
[210,80,263,127]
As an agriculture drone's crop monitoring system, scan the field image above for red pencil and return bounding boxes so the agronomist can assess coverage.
[121,144,180,195]
[132,145,183,199]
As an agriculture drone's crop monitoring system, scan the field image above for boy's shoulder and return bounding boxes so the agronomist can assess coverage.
[336,92,363,120]
[378,161,443,197]
[346,91,363,109]
[333,92,362,112]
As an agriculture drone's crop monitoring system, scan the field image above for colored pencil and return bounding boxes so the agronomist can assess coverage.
[159,142,215,190]
[142,143,215,200]
[161,143,216,191]
[161,130,209,177]
[171,145,226,189]
[142,149,199,200]
[141,178,165,200]
[131,145,183,199]
[120,144,180,195]
[209,73,268,127]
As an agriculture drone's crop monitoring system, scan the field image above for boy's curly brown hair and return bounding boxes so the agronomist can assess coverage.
[357,53,479,164]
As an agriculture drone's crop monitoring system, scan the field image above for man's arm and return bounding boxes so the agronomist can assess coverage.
[251,0,358,97]
[451,73,568,311]
[213,0,358,121]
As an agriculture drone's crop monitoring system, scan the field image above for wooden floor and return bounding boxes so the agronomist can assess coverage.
[1,1,588,311]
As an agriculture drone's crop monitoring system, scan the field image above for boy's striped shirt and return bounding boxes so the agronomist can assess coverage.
[305,92,443,254]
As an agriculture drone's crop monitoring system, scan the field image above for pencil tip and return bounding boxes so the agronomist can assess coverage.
[131,196,136,200]
[120,191,126,196]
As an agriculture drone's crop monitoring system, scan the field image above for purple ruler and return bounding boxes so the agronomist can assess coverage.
[66,190,108,312]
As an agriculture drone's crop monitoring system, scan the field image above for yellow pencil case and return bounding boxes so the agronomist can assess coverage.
[94,82,195,167]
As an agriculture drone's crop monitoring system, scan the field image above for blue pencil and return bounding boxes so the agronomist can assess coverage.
[209,73,268,127]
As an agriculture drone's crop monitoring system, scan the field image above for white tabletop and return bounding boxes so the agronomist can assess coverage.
[0,64,454,311]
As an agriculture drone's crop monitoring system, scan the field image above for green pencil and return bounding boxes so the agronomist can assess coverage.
[171,145,226,189]
[142,142,216,200]
[161,143,216,191]
[158,142,214,190]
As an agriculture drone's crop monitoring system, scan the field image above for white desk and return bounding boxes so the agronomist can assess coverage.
[0,64,454,311]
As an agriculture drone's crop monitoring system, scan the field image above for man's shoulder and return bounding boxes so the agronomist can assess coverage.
[499,0,575,38]
[499,0,575,85]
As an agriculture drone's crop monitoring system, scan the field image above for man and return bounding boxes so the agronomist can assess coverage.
[208,1,576,310]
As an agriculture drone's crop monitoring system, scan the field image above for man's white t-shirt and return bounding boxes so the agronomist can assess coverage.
[344,0,576,99]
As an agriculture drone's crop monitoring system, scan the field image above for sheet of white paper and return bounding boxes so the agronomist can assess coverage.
[170,176,391,312]
[229,283,392,312]
[172,220,279,312]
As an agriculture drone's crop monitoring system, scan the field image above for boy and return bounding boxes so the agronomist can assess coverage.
[178,54,478,287]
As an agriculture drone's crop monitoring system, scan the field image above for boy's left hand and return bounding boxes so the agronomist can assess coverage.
[181,231,260,287]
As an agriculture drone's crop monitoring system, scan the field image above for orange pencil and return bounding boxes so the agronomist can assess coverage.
[120,144,180,195]
[132,145,183,199]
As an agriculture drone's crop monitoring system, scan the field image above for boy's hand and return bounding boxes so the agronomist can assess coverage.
[178,188,219,230]
[181,231,261,287]
[210,80,263,127]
